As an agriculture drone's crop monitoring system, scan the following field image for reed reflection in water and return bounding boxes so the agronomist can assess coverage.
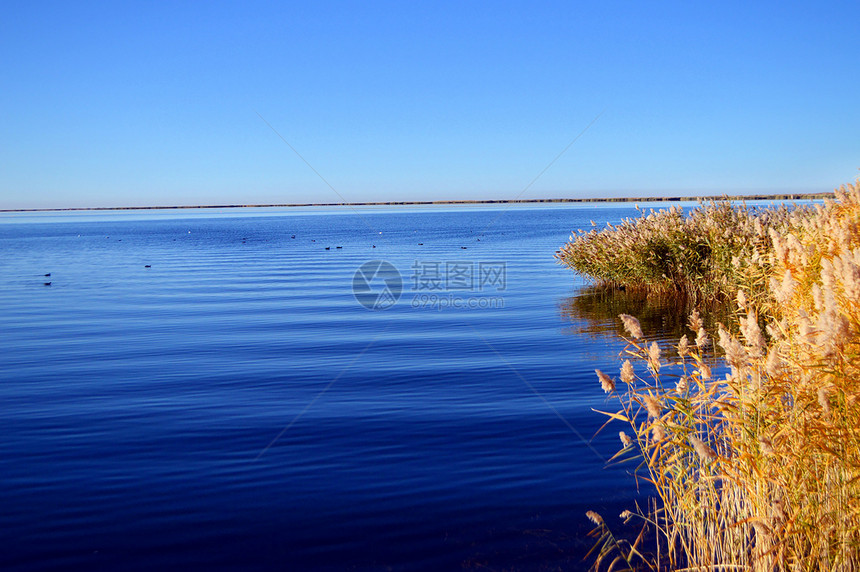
[558,286,729,360]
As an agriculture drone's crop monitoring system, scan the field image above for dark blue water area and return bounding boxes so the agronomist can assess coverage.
[0,204,672,571]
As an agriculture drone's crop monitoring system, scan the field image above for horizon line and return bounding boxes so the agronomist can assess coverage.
[0,192,833,213]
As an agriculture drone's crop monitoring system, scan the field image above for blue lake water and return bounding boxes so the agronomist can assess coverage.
[0,204,687,571]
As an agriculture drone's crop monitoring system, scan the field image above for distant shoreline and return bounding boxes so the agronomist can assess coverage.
[0,193,832,213]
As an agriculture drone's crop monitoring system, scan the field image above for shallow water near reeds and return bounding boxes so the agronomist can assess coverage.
[1,203,713,571]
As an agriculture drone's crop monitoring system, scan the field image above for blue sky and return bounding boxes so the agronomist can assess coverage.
[2,1,858,209]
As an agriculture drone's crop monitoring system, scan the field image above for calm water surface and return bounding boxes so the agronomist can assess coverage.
[0,204,684,571]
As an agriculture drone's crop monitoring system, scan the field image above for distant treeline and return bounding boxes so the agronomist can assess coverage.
[0,193,833,213]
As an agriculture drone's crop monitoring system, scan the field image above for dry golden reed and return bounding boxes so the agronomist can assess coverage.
[556,199,802,304]
[619,313,644,339]
[595,369,615,394]
[578,179,860,571]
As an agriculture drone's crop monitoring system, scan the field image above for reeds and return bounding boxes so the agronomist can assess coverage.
[579,180,860,571]
[556,200,808,305]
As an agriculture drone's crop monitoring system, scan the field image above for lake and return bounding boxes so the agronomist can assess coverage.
[0,203,695,571]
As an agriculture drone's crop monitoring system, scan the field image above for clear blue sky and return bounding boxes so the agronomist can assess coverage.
[2,1,858,209]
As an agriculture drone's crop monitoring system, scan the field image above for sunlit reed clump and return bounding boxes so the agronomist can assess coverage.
[578,180,860,571]
[555,199,812,305]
